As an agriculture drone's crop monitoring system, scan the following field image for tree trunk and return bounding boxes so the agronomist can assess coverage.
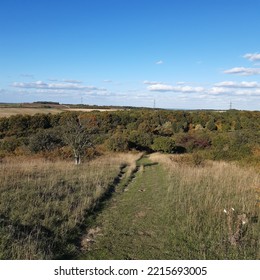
[74,154,81,165]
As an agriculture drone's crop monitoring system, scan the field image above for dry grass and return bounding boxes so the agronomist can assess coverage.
[150,152,259,214]
[149,153,260,259]
[0,153,139,259]
[0,107,123,118]
[64,108,124,112]
[0,108,64,117]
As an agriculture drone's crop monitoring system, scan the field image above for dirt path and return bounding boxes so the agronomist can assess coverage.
[80,155,175,260]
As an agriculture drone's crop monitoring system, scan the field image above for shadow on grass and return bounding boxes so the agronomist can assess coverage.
[63,163,134,259]
[142,162,158,167]
[65,156,159,259]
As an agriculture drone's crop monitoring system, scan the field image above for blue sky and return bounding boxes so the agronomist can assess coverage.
[1,0,260,110]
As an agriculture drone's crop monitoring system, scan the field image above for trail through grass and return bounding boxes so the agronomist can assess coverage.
[81,155,172,259]
[81,154,260,260]
[0,153,139,259]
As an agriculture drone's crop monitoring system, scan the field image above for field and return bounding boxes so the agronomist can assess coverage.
[0,153,140,259]
[0,108,64,117]
[0,107,122,118]
[0,152,259,260]
[80,154,260,260]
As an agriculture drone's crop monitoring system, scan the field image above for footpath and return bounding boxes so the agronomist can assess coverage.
[80,155,174,260]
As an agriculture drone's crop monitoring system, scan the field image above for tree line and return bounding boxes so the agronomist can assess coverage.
[0,109,259,164]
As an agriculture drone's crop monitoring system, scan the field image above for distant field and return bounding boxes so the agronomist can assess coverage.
[0,107,122,117]
[64,108,123,112]
[0,108,64,117]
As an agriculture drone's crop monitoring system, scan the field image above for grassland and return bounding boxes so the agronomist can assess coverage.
[81,154,260,260]
[0,153,140,259]
[0,152,259,260]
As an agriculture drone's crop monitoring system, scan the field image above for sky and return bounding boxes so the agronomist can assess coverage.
[1,0,260,110]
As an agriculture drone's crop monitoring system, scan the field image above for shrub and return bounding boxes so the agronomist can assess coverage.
[128,130,153,151]
[175,132,211,152]
[105,132,129,152]
[152,136,176,153]
[0,137,21,153]
[28,129,63,153]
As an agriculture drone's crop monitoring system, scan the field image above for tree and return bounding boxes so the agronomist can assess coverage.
[62,114,95,164]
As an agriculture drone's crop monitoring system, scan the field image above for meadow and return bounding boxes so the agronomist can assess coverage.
[82,154,260,260]
[0,153,139,259]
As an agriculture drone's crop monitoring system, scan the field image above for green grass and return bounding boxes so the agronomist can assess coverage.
[81,154,260,260]
[81,158,169,259]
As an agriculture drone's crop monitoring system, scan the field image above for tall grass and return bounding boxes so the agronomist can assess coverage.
[0,153,138,259]
[149,153,260,259]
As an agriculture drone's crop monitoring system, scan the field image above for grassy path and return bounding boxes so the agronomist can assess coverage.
[81,155,176,259]
[80,154,259,260]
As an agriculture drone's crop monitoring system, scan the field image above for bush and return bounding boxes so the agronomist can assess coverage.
[0,137,21,153]
[152,136,176,153]
[175,132,211,152]
[128,130,153,151]
[28,129,63,153]
[105,132,129,152]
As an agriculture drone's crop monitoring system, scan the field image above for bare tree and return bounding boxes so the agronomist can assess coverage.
[62,114,95,165]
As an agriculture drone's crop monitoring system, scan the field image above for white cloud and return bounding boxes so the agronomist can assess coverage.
[155,60,163,65]
[224,67,260,75]
[12,81,104,92]
[214,81,259,88]
[243,53,260,61]
[234,89,260,96]
[208,87,232,95]
[147,83,204,93]
[148,84,174,91]
[103,79,113,83]
[143,80,162,85]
